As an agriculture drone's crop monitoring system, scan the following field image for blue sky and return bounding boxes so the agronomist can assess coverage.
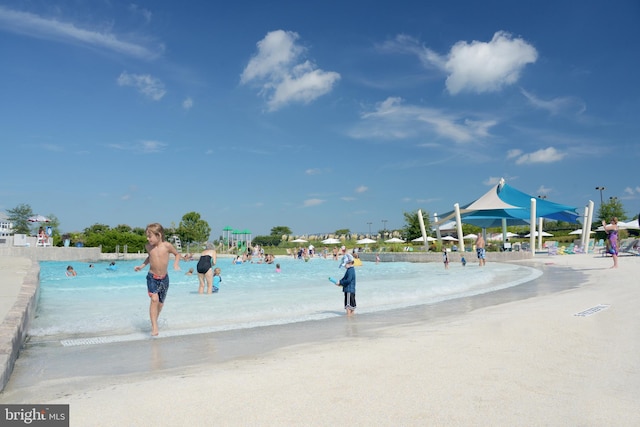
[1,1,639,238]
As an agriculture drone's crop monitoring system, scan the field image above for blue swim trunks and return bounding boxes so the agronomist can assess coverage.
[477,247,486,259]
[147,272,170,303]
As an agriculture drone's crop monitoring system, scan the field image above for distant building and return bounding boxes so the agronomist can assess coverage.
[0,212,13,236]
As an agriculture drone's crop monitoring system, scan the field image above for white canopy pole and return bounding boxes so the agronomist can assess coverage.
[434,212,442,244]
[537,217,543,251]
[418,209,428,252]
[580,205,590,250]
[530,198,537,255]
[501,218,507,244]
[586,200,595,252]
[454,204,465,252]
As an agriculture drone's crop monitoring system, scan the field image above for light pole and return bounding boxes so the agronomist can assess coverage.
[381,219,388,237]
[595,186,605,207]
[366,222,372,236]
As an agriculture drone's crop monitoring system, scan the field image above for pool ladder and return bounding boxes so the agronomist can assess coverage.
[171,235,182,251]
[115,244,127,259]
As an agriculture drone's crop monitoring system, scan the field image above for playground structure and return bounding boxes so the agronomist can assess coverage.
[222,226,252,254]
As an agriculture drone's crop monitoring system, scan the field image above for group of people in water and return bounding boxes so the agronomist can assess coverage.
[65,261,117,276]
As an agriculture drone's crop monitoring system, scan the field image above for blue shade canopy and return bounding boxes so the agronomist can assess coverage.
[497,182,579,223]
[436,179,580,228]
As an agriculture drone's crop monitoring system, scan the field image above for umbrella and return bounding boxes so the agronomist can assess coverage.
[619,221,640,230]
[384,237,405,243]
[524,231,553,237]
[488,232,519,241]
[291,238,308,243]
[356,238,377,244]
[569,229,595,235]
[412,236,436,242]
[321,238,341,244]
[463,233,478,240]
[597,221,640,231]
[28,214,50,223]
[441,236,458,241]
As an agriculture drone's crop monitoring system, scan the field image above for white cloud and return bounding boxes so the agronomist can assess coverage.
[512,147,566,165]
[117,72,166,100]
[0,5,162,60]
[128,4,152,24]
[138,140,167,153]
[182,97,193,110]
[506,149,523,159]
[536,185,552,196]
[483,177,503,186]
[240,30,340,111]
[352,97,497,143]
[305,168,322,175]
[355,185,368,193]
[109,140,167,153]
[521,89,586,116]
[383,31,537,95]
[40,143,64,152]
[303,198,325,207]
[624,186,640,196]
[444,32,537,94]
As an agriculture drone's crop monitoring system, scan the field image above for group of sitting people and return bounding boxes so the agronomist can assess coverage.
[233,247,276,265]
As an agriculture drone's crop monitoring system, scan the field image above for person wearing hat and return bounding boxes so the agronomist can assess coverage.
[339,252,354,268]
[334,256,357,316]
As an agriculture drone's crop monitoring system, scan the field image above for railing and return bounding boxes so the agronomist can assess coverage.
[115,244,128,259]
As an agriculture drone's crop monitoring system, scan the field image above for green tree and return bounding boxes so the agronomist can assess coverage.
[252,235,282,247]
[597,198,627,223]
[6,203,34,235]
[335,228,350,235]
[84,223,111,234]
[84,228,148,253]
[177,212,211,244]
[270,226,292,237]
[402,209,431,241]
[113,224,133,234]
[132,227,146,236]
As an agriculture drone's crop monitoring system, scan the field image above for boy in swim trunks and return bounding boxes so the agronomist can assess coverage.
[476,234,486,267]
[135,223,181,336]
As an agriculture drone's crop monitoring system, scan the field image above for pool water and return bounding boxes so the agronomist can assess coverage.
[31,257,541,345]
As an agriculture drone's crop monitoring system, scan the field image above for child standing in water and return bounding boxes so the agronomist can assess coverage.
[135,223,181,336]
[443,248,449,269]
[212,267,222,293]
[335,257,356,316]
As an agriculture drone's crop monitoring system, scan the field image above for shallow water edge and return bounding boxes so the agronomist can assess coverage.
[1,262,582,400]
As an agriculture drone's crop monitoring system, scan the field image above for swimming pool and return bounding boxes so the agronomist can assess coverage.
[31,257,541,346]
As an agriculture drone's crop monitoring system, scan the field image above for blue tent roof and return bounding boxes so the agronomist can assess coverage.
[436,179,580,228]
[498,183,579,223]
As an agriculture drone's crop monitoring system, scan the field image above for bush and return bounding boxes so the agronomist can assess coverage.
[84,230,148,253]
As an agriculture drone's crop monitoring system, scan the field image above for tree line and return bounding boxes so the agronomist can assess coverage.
[4,198,635,253]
